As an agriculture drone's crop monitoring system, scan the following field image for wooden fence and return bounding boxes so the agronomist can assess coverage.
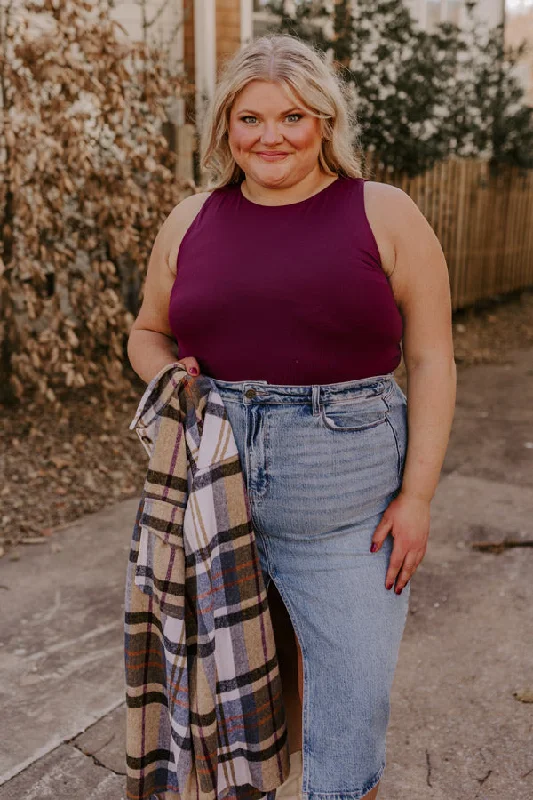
[366,155,533,310]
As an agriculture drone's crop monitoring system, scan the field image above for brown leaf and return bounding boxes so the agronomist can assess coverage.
[49,456,71,469]
[513,689,533,703]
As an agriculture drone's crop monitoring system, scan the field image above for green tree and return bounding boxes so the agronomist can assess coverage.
[460,3,533,168]
[266,0,331,50]
[266,0,533,175]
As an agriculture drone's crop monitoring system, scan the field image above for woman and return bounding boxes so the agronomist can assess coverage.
[127,33,456,800]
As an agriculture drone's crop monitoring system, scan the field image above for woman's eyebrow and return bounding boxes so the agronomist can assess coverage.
[235,107,304,115]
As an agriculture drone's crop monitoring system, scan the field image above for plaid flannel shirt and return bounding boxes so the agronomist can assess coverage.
[124,362,290,800]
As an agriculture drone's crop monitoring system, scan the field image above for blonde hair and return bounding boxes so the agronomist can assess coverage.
[199,33,363,189]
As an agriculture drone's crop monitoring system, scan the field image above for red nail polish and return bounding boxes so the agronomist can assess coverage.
[396,588,403,595]
[189,367,198,375]
[386,582,392,590]
[370,543,378,553]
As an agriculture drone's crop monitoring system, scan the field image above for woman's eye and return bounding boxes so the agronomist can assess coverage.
[240,114,303,124]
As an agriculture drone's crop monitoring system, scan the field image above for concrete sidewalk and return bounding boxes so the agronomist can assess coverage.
[1,348,532,799]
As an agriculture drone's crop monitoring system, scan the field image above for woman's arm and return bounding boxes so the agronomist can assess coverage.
[388,186,457,502]
[127,193,210,384]
[370,184,457,592]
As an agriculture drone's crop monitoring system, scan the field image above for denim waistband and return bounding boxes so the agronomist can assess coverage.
[211,371,396,404]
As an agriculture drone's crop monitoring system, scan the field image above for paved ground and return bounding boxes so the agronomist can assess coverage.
[1,347,532,799]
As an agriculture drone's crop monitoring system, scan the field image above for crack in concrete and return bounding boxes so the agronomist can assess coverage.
[425,749,432,787]
[0,701,127,787]
[70,741,127,778]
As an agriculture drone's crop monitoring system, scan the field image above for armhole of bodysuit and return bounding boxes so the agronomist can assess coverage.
[359,179,394,281]
[171,190,216,278]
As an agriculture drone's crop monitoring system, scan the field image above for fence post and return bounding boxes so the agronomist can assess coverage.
[162,121,196,185]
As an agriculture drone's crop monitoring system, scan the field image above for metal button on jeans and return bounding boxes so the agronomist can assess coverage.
[245,388,257,398]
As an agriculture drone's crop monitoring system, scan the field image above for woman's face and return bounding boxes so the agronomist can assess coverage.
[227,80,323,187]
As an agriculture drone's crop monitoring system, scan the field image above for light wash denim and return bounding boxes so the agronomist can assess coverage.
[211,371,411,800]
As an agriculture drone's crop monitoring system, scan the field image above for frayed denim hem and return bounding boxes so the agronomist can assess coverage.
[302,758,386,800]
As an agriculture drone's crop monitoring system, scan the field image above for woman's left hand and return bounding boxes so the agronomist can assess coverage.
[369,492,431,594]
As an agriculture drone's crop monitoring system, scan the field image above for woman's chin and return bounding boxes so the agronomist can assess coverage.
[250,167,292,186]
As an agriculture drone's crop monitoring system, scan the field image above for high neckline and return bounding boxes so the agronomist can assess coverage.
[237,176,345,208]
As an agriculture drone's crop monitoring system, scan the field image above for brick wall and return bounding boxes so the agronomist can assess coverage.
[183,0,196,123]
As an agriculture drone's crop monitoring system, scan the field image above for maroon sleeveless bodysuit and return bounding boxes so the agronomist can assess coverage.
[168,176,403,385]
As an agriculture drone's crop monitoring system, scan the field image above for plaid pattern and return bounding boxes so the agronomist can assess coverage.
[124,362,290,800]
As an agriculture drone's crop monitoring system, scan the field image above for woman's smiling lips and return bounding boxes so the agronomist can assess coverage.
[255,152,290,161]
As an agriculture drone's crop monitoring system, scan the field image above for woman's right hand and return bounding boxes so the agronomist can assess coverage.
[177,356,201,376]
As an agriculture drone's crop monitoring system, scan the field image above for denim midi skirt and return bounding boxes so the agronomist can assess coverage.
[210,372,410,800]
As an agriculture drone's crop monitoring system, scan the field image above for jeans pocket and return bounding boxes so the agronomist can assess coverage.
[318,384,392,432]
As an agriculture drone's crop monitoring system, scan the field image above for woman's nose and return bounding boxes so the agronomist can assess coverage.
[260,124,283,145]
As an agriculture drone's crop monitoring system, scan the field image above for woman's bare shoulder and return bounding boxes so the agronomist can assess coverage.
[173,189,215,220]
[164,190,214,276]
[363,179,426,235]
[363,179,450,315]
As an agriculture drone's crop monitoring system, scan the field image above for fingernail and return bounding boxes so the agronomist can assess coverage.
[385,582,393,590]
[370,543,378,553]
[396,587,403,595]
[189,367,198,375]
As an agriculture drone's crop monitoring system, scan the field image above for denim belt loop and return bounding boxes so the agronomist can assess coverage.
[312,385,321,416]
